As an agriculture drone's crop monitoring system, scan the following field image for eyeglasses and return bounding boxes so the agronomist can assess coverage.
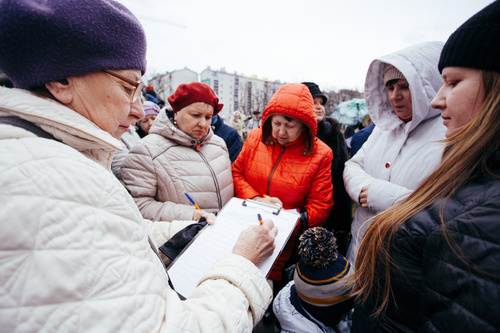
[103,70,143,103]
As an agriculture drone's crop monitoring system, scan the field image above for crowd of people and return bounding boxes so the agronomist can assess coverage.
[0,0,499,332]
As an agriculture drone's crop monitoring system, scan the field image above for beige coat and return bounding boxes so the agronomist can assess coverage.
[121,109,234,221]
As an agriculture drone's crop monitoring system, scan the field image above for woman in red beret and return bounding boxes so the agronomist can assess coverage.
[121,82,234,222]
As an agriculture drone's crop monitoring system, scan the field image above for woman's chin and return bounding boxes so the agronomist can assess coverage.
[191,131,206,140]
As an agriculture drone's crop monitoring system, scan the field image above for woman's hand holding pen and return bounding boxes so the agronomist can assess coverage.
[185,192,216,224]
[193,209,216,225]
[233,219,278,266]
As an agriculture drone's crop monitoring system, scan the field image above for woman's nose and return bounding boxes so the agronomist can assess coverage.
[199,118,208,127]
[392,87,402,98]
[431,89,445,110]
[130,100,145,120]
[431,87,445,110]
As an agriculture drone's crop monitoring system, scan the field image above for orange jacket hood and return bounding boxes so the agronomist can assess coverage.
[261,83,318,147]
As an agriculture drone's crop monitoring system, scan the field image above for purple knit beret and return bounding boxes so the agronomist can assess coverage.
[143,101,160,117]
[0,0,147,89]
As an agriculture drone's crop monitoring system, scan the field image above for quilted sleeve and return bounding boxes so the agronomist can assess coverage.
[343,129,411,212]
[0,138,273,332]
[121,140,195,221]
[419,187,500,332]
[343,137,376,204]
[0,139,169,332]
[367,178,412,212]
[304,145,333,227]
[194,255,272,327]
[157,255,272,332]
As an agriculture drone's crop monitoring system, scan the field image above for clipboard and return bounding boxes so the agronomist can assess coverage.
[167,197,300,299]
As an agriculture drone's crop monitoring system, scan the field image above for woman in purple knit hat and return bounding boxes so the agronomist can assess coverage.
[0,0,278,331]
[137,100,161,138]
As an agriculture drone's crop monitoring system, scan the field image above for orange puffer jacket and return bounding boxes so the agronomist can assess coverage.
[232,83,333,280]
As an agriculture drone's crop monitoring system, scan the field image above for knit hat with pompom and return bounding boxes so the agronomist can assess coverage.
[293,227,352,307]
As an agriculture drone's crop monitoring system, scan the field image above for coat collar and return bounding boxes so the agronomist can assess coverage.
[149,108,214,148]
[0,87,121,168]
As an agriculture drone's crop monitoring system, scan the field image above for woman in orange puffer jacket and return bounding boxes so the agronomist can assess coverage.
[232,83,333,283]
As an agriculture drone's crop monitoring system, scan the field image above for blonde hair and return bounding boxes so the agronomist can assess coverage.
[353,70,500,317]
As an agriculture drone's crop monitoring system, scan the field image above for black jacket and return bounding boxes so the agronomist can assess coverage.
[316,117,352,236]
[211,115,242,163]
[352,171,500,332]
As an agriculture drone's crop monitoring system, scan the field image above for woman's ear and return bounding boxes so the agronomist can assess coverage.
[45,79,73,104]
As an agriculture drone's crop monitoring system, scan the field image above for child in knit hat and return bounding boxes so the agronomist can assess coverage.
[273,227,354,332]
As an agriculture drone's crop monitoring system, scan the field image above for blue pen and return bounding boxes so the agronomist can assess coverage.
[257,213,263,225]
[184,192,201,210]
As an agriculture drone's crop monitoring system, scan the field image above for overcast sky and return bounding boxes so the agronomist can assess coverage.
[117,0,493,92]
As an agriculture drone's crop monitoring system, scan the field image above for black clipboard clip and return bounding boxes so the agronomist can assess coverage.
[242,199,281,215]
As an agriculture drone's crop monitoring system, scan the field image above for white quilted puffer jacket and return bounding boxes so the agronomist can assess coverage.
[0,87,271,332]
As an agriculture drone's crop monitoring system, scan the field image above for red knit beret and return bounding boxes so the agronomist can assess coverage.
[167,82,223,114]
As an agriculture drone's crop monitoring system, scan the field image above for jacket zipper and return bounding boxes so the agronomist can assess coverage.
[196,150,223,210]
[266,145,285,195]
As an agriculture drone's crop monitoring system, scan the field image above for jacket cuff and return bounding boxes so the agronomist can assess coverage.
[198,254,272,325]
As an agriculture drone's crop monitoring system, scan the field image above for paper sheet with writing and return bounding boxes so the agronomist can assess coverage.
[167,197,300,299]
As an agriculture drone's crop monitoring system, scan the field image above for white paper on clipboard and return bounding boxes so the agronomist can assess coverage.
[167,197,300,299]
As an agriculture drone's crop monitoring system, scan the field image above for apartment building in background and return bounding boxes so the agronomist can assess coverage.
[147,66,284,121]
[146,67,198,103]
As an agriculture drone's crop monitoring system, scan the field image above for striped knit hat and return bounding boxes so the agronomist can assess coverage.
[293,227,352,307]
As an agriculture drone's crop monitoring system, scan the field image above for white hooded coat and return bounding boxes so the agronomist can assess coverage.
[0,87,271,332]
[343,42,446,266]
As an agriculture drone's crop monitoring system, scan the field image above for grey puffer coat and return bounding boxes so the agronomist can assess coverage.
[121,109,234,221]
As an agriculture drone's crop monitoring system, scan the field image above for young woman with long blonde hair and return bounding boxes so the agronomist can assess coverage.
[352,2,500,331]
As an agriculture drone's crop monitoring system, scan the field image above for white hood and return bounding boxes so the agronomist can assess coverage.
[364,41,444,133]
